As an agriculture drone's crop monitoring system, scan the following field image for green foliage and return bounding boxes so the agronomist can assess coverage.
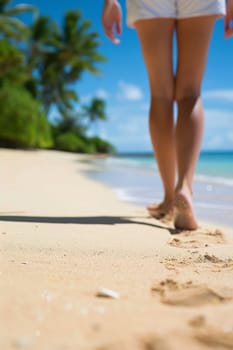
[0,2,114,154]
[55,132,88,153]
[54,132,115,154]
[0,0,37,41]
[81,98,108,139]
[0,39,27,84]
[27,16,60,74]
[27,10,106,115]
[82,98,107,123]
[88,136,116,153]
[36,112,54,148]
[52,114,86,139]
[0,83,53,148]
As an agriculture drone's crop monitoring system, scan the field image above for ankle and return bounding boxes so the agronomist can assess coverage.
[175,181,192,195]
[164,194,174,204]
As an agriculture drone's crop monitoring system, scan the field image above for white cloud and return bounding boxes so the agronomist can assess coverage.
[201,109,233,149]
[80,94,92,104]
[117,81,143,101]
[80,82,144,105]
[203,89,233,102]
[205,109,233,129]
[95,89,109,100]
[80,89,109,104]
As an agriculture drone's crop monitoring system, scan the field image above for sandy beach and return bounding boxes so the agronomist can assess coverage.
[1,149,233,350]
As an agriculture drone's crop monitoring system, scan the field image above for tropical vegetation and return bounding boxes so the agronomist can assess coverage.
[0,0,115,153]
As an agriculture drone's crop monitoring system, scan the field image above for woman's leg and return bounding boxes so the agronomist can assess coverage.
[174,16,217,229]
[135,18,176,218]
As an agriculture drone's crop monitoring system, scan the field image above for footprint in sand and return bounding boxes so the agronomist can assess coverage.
[168,229,225,249]
[161,254,233,272]
[141,334,170,350]
[160,257,193,273]
[189,315,233,349]
[195,254,233,270]
[151,279,231,307]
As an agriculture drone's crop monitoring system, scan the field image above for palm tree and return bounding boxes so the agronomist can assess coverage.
[58,11,106,79]
[31,10,106,115]
[24,16,60,98]
[0,0,37,41]
[82,98,107,135]
[28,16,60,62]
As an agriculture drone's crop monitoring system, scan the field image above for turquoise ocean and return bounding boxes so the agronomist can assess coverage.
[85,151,233,228]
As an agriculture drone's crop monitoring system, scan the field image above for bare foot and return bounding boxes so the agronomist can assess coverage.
[174,189,198,230]
[147,200,174,219]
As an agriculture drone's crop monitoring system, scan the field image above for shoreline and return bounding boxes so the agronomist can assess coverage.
[83,154,233,228]
[1,149,233,350]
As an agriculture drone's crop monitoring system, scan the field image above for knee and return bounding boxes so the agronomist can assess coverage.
[174,86,201,103]
[149,95,174,120]
[149,95,174,126]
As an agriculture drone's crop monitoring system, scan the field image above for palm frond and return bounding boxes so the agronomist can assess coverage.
[0,16,29,39]
[5,4,38,16]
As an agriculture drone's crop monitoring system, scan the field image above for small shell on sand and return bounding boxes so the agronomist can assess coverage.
[96,288,120,300]
[12,336,34,348]
[41,290,56,303]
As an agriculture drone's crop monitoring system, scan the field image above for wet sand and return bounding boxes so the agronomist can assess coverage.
[1,149,233,350]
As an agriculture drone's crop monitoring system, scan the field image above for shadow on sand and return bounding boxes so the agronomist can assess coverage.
[0,214,178,234]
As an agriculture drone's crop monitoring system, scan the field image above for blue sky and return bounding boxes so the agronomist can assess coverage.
[13,0,233,152]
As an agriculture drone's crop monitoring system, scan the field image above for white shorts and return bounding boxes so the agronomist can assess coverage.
[127,0,226,27]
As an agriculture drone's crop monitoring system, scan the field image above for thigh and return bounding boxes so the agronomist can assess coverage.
[175,16,217,100]
[135,18,175,99]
